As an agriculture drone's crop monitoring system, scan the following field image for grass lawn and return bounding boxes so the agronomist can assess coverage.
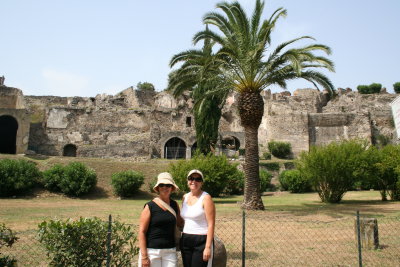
[1,191,399,232]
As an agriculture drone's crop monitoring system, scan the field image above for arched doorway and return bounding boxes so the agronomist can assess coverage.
[164,137,186,159]
[63,144,77,157]
[222,136,240,150]
[0,115,18,154]
[221,136,240,157]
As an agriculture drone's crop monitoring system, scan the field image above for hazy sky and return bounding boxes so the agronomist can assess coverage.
[1,0,399,97]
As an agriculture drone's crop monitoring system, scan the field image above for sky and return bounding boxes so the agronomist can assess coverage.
[1,0,399,97]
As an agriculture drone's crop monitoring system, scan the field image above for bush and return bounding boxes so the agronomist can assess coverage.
[111,170,144,197]
[376,145,400,201]
[268,141,292,159]
[394,82,400,94]
[259,162,280,171]
[168,153,244,197]
[41,164,65,192]
[357,83,382,94]
[42,162,97,197]
[59,162,97,197]
[137,81,155,91]
[223,169,273,195]
[262,151,271,160]
[259,169,273,192]
[296,140,367,203]
[279,170,312,193]
[0,159,41,197]
[38,217,138,267]
[238,148,245,156]
[0,223,18,266]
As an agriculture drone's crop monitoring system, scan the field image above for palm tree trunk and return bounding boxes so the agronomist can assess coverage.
[238,91,265,210]
[242,125,265,210]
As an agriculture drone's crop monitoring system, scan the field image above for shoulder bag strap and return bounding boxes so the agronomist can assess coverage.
[154,197,177,218]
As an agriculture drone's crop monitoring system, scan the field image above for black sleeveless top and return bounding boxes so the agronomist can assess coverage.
[146,200,178,249]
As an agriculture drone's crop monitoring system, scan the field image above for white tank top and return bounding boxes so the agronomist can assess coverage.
[181,191,209,235]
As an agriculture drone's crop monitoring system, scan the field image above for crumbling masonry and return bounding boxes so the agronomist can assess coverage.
[0,80,397,159]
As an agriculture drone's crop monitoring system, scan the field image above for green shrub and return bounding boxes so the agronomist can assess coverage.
[259,169,273,192]
[259,162,280,171]
[111,170,144,197]
[357,85,369,94]
[296,140,367,203]
[357,83,382,94]
[168,153,244,197]
[376,145,400,201]
[262,151,271,160]
[58,162,97,197]
[223,169,273,195]
[267,141,292,159]
[38,217,138,267]
[238,148,245,156]
[41,164,65,192]
[0,159,41,197]
[137,81,155,91]
[0,223,18,266]
[394,82,400,94]
[279,170,312,193]
[224,172,244,195]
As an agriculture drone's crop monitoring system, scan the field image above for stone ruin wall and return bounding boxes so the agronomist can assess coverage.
[1,82,398,159]
[0,86,31,154]
[258,89,397,156]
[25,88,196,159]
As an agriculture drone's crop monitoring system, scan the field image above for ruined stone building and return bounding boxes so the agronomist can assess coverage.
[0,78,397,160]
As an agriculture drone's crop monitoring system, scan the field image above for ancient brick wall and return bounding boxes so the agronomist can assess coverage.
[1,82,397,159]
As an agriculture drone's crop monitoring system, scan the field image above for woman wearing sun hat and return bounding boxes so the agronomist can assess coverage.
[138,172,183,267]
[180,169,216,267]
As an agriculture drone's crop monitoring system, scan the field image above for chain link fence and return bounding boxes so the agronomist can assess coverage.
[216,211,400,267]
[2,211,399,266]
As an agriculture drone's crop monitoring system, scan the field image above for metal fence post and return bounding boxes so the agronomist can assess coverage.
[242,210,246,267]
[356,211,363,267]
[106,214,112,267]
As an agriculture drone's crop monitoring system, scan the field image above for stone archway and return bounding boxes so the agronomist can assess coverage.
[63,144,77,157]
[164,137,186,159]
[0,115,18,154]
[222,135,240,150]
[221,135,241,157]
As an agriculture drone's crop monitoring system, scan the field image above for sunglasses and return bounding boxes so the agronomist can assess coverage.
[158,184,173,188]
[188,177,203,182]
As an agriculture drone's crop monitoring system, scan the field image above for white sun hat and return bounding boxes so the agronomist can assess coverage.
[153,172,179,192]
[187,169,204,179]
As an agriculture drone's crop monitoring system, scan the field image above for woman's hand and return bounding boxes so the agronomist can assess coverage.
[203,247,211,261]
[141,257,150,267]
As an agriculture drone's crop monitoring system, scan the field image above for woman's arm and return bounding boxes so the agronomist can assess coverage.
[175,198,185,229]
[138,204,151,267]
[203,194,215,262]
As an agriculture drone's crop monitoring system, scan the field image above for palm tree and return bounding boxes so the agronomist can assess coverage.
[168,35,229,154]
[192,0,335,210]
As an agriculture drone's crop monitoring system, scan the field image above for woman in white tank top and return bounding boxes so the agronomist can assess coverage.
[180,169,215,267]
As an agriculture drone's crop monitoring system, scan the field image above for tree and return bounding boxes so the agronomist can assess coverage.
[136,82,155,91]
[189,0,335,209]
[393,82,400,94]
[168,33,229,154]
